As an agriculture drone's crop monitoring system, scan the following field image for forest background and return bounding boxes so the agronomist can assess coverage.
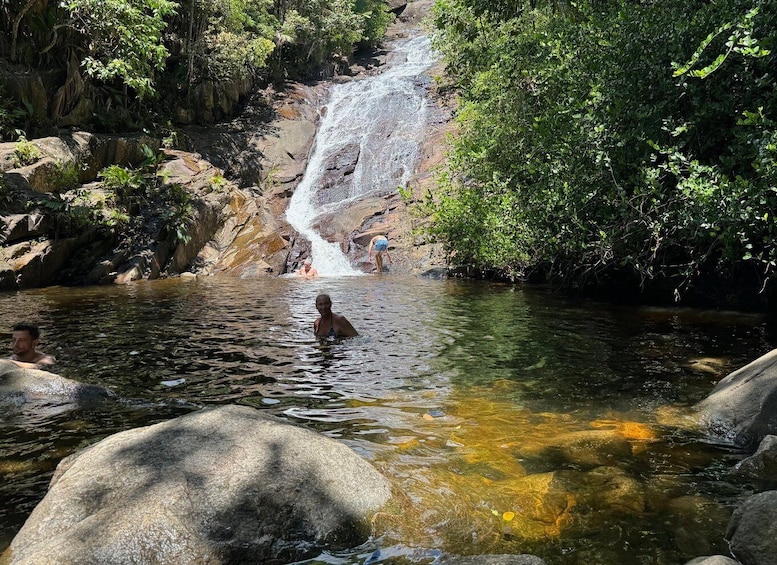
[1,0,776,311]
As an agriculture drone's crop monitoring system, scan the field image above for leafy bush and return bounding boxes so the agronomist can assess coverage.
[98,144,196,246]
[428,0,777,300]
[12,137,42,167]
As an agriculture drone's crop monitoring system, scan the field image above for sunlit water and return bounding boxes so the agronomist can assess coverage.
[0,275,773,564]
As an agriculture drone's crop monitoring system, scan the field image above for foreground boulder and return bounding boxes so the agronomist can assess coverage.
[690,349,777,448]
[3,404,393,564]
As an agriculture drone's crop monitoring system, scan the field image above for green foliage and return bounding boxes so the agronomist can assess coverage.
[52,161,81,192]
[428,0,777,299]
[12,136,42,167]
[160,182,194,244]
[397,184,412,203]
[355,0,393,45]
[672,7,770,79]
[98,144,195,245]
[210,173,227,191]
[0,89,28,141]
[62,0,178,98]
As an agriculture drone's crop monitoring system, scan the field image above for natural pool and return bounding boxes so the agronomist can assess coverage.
[0,274,772,564]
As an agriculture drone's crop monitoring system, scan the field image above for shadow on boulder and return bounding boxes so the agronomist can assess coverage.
[4,404,393,565]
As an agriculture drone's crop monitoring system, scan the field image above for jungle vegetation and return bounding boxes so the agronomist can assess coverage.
[0,0,394,136]
[427,0,777,306]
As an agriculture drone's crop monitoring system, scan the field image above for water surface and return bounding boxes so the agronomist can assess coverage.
[0,274,771,564]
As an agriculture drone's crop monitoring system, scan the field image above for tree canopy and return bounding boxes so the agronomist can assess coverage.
[0,0,394,133]
[428,0,777,305]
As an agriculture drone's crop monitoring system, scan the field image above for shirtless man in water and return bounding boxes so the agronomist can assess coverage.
[297,258,319,278]
[313,294,358,339]
[10,322,55,369]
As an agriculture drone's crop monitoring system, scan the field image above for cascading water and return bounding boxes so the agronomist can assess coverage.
[285,35,436,276]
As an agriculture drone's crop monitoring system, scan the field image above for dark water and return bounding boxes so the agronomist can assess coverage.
[0,274,772,564]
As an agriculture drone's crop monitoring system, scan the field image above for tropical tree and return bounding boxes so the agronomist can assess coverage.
[428,0,777,302]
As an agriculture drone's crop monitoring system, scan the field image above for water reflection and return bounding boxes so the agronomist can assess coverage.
[0,275,771,563]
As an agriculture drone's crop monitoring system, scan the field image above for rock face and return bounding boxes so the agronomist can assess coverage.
[4,405,393,565]
[691,348,777,448]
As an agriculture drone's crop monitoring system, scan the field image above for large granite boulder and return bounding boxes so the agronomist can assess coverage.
[690,349,777,448]
[3,404,393,565]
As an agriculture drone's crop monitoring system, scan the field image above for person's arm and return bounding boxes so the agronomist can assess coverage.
[336,315,358,337]
[313,318,321,335]
[368,238,375,261]
[384,249,392,263]
[10,354,55,370]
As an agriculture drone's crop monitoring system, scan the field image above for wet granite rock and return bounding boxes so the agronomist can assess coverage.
[0,360,110,402]
[691,348,777,449]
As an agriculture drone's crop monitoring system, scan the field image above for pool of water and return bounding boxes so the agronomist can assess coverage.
[0,274,772,564]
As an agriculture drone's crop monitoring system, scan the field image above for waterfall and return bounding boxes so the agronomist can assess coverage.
[285,35,436,276]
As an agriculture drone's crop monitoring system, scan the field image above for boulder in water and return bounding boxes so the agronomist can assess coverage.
[4,404,393,564]
[0,360,111,402]
[690,349,777,448]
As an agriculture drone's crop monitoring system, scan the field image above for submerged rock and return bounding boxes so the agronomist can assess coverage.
[439,555,546,565]
[3,404,393,565]
[684,557,740,565]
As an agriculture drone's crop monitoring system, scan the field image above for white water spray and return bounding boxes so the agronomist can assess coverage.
[286,35,436,276]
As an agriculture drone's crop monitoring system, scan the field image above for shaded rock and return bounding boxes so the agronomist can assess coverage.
[732,435,777,482]
[691,349,777,448]
[4,405,392,565]
[725,490,777,565]
[0,133,160,180]
[1,233,105,290]
[1,213,51,244]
